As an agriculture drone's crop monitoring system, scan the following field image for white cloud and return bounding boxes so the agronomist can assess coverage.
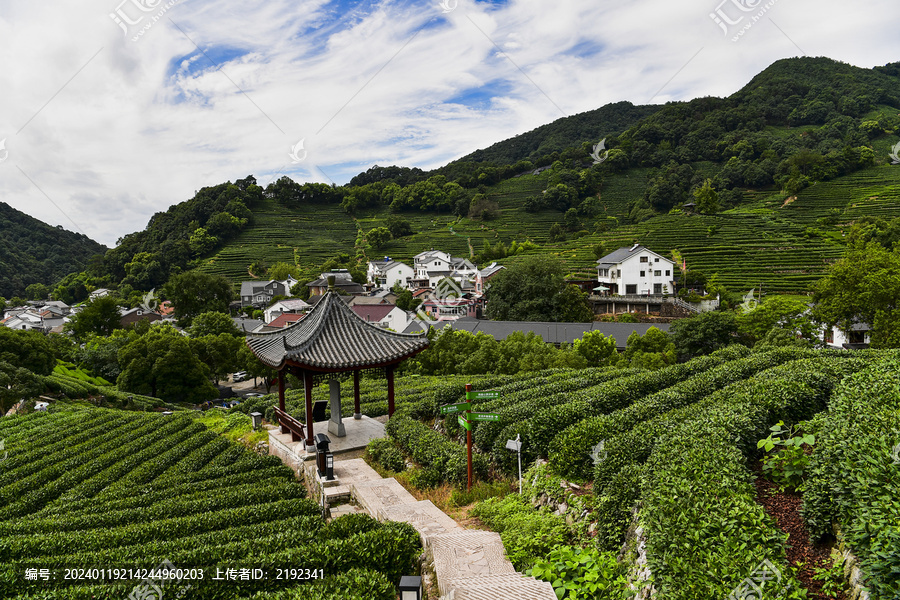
[0,0,897,246]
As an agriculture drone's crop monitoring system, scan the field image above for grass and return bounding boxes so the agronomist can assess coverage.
[192,408,269,446]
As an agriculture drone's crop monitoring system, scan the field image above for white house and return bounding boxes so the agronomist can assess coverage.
[367,257,415,290]
[412,250,478,289]
[351,304,412,332]
[822,322,871,349]
[596,244,675,296]
[89,288,111,300]
[264,298,311,323]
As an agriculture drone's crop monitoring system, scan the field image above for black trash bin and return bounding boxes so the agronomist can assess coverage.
[314,433,331,477]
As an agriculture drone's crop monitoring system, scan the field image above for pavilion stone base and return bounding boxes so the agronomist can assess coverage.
[268,416,386,468]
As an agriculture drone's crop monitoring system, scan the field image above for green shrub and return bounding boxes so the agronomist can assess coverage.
[470,495,570,570]
[757,420,814,490]
[366,438,407,473]
[386,414,488,485]
[527,545,627,600]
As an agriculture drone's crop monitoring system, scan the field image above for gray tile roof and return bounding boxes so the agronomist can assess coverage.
[404,318,669,349]
[246,290,429,370]
[595,245,648,265]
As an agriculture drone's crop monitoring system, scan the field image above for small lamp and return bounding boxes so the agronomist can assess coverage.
[398,575,422,600]
[250,412,263,430]
[325,452,335,481]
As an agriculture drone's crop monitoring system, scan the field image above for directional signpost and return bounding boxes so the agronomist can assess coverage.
[440,384,501,490]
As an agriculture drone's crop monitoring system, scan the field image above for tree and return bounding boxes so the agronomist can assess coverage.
[189,227,219,256]
[190,334,243,384]
[395,288,422,312]
[564,208,580,231]
[485,255,593,322]
[548,223,566,243]
[573,330,618,366]
[238,345,278,392]
[386,215,414,238]
[669,311,744,361]
[65,296,122,340]
[0,328,55,375]
[736,296,817,345]
[268,262,299,281]
[189,311,241,338]
[693,178,719,214]
[75,330,139,381]
[25,283,49,301]
[0,361,44,415]
[163,270,234,327]
[624,326,676,369]
[367,227,392,249]
[117,324,218,403]
[812,242,900,348]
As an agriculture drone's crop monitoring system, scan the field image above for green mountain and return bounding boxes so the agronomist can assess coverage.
[70,56,900,300]
[0,202,107,299]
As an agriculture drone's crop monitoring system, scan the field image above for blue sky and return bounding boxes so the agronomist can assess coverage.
[0,0,898,246]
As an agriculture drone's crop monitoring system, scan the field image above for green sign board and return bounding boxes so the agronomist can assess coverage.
[440,402,471,415]
[465,390,500,401]
[469,412,500,422]
[458,414,471,431]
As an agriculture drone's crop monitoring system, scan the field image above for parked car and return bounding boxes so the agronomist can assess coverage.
[232,371,248,382]
[243,392,265,399]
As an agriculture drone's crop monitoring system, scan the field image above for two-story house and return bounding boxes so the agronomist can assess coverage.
[239,280,289,308]
[411,250,478,289]
[306,270,365,296]
[264,298,310,323]
[596,244,675,296]
[367,257,415,290]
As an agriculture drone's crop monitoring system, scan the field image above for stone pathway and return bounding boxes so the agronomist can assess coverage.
[297,453,556,600]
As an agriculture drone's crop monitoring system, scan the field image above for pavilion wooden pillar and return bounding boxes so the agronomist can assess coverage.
[387,365,396,417]
[277,371,285,412]
[353,370,361,419]
[303,370,315,448]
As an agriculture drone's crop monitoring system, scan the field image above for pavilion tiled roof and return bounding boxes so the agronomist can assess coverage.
[246,290,428,370]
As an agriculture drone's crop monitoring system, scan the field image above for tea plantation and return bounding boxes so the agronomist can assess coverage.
[0,409,419,600]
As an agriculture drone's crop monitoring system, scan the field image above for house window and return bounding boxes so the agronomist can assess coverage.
[640,257,648,263]
[599,269,609,277]
[654,284,662,294]
[824,328,834,344]
[639,271,645,277]
[654,258,659,262]
[625,284,637,294]
[665,270,670,276]
[654,270,661,276]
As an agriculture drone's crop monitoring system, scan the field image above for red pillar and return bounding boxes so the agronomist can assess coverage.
[387,366,395,417]
[304,370,314,447]
[465,383,473,491]
[278,371,285,413]
[353,370,361,419]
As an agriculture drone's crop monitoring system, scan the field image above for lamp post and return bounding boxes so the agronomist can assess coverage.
[505,434,522,495]
[398,575,422,600]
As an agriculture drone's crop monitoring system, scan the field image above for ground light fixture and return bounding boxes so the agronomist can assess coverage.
[505,434,523,494]
[250,412,262,430]
[398,575,422,600]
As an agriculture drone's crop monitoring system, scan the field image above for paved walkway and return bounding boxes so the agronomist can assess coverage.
[295,453,556,600]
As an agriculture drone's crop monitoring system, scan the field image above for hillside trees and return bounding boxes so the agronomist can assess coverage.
[669,311,744,361]
[0,328,55,376]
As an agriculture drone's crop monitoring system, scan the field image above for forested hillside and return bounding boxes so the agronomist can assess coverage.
[0,202,106,299]
[37,56,900,303]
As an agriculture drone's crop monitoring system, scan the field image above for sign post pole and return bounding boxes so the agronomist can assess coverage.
[465,384,473,491]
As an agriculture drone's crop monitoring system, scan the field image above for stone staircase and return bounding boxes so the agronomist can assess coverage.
[306,458,556,599]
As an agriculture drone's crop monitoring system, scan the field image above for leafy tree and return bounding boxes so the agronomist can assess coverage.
[0,297,5,313]
[752,327,812,352]
[563,208,580,231]
[573,330,618,366]
[75,330,139,381]
[0,328,55,375]
[367,227,392,249]
[386,215,414,238]
[736,296,816,344]
[25,283,49,301]
[485,255,593,322]
[0,361,44,415]
[395,289,422,312]
[190,334,243,384]
[237,345,278,392]
[268,262,299,281]
[624,326,676,369]
[64,296,122,340]
[469,194,501,220]
[693,178,719,214]
[189,311,241,338]
[117,324,218,403]
[548,223,566,243]
[812,242,900,348]
[163,270,234,327]
[290,280,312,301]
[669,311,744,361]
